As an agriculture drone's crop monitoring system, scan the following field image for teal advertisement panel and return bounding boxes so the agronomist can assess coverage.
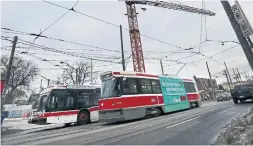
[159,75,190,113]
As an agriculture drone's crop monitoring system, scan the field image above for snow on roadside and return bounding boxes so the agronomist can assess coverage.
[212,106,253,145]
[2,119,61,131]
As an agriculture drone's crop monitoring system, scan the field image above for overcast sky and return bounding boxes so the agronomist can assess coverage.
[1,0,253,92]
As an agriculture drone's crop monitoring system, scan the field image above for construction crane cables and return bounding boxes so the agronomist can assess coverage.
[42,0,183,50]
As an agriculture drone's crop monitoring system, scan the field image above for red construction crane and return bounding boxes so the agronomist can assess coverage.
[124,0,216,73]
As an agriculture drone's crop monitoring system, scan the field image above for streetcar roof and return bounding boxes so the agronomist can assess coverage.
[101,71,192,80]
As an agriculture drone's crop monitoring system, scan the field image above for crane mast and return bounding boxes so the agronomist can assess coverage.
[124,0,216,73]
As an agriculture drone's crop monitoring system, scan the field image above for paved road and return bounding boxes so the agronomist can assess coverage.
[2,100,252,145]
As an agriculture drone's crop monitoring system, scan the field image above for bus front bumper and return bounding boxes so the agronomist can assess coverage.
[28,116,47,125]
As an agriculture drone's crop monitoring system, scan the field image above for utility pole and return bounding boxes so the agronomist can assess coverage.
[224,62,233,85]
[206,62,214,100]
[40,79,42,90]
[75,67,78,85]
[1,36,18,107]
[62,71,65,84]
[223,70,232,91]
[48,79,50,86]
[244,71,248,83]
[236,68,243,83]
[91,59,93,84]
[120,25,126,71]
[221,1,253,71]
[160,60,164,75]
[232,68,239,83]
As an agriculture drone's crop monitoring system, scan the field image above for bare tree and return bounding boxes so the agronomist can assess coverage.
[63,60,98,85]
[1,55,39,104]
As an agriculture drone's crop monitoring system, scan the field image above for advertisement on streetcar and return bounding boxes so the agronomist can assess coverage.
[159,76,190,113]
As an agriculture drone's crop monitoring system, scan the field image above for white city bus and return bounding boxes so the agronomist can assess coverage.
[28,84,100,125]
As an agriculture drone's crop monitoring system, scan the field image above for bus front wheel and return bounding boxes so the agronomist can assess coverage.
[77,110,90,125]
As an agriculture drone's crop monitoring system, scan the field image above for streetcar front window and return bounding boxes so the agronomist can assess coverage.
[101,78,120,98]
[183,82,197,93]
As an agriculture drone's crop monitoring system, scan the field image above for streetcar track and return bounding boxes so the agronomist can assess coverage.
[29,103,234,145]
[84,104,234,145]
[2,102,234,145]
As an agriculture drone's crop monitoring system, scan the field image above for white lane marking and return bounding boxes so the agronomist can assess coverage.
[166,116,200,129]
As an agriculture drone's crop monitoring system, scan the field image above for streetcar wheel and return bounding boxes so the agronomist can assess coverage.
[154,107,162,117]
[77,110,90,125]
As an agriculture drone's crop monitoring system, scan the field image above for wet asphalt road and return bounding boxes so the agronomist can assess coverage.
[2,100,253,145]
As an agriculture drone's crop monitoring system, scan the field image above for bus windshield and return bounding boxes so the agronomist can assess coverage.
[183,82,197,93]
[32,93,49,110]
[101,78,120,98]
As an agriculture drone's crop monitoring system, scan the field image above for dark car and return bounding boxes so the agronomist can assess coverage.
[230,84,253,104]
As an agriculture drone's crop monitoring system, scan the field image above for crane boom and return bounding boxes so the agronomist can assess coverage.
[125,0,216,16]
[123,0,216,73]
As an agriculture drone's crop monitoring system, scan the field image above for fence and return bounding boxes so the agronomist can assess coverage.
[3,104,32,119]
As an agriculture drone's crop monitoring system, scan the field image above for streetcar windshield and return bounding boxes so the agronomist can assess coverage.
[101,78,120,98]
[183,82,197,93]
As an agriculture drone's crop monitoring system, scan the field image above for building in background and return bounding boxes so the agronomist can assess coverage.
[193,76,218,100]
[193,76,218,91]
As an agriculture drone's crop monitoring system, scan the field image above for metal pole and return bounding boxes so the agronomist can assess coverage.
[224,70,232,91]
[206,62,214,100]
[244,71,248,83]
[91,59,93,84]
[160,60,164,75]
[120,25,126,71]
[40,79,43,90]
[236,68,243,83]
[232,68,238,83]
[48,79,50,86]
[224,62,233,85]
[221,1,253,71]
[75,68,78,85]
[63,71,65,84]
[176,63,186,75]
[1,36,18,106]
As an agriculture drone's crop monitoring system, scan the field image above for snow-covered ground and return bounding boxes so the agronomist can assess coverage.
[212,106,253,145]
[1,119,64,135]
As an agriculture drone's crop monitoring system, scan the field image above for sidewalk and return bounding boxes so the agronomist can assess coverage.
[1,119,64,136]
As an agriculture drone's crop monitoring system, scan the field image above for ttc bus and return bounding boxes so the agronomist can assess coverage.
[98,71,201,123]
[28,84,100,125]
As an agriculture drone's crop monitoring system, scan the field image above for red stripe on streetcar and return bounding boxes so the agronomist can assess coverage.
[99,95,164,111]
[186,93,200,101]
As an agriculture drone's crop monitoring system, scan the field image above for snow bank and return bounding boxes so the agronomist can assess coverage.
[212,106,253,145]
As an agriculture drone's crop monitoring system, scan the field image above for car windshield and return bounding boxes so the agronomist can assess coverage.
[101,78,120,98]
[183,82,197,93]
